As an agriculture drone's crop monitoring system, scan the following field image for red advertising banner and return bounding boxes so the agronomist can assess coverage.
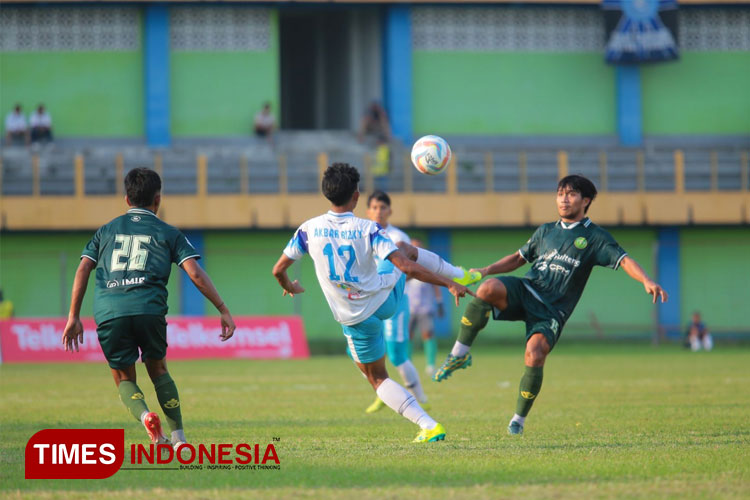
[0,316,309,363]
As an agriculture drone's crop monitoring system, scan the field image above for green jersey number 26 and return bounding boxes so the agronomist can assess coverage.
[111,234,151,272]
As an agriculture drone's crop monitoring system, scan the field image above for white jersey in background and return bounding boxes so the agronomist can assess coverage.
[384,224,410,245]
[377,224,410,274]
[284,211,400,326]
[406,279,438,316]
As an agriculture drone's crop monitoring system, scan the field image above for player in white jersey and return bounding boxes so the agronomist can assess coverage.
[361,191,463,414]
[272,163,477,443]
[406,238,443,377]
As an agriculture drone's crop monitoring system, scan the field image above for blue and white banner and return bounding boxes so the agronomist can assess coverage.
[603,0,679,64]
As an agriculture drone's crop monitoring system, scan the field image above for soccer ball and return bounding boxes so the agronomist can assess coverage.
[411,135,452,175]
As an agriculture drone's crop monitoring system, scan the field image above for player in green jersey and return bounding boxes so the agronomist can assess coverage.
[62,168,236,449]
[433,175,668,435]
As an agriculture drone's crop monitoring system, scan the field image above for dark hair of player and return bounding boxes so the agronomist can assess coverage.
[124,168,162,208]
[557,174,597,213]
[322,163,360,206]
[367,190,391,207]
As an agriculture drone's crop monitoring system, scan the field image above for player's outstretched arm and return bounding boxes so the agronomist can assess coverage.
[388,250,475,306]
[471,251,527,278]
[62,257,97,352]
[181,258,236,341]
[272,254,305,297]
[619,256,668,304]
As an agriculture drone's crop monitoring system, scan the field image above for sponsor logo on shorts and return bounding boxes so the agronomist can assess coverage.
[163,398,180,409]
[574,237,588,249]
[461,317,473,326]
[520,391,536,400]
[131,393,144,400]
[550,319,559,335]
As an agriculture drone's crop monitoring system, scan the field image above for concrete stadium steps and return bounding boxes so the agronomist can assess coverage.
[2,134,749,196]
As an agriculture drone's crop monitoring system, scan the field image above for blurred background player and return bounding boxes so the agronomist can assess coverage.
[272,163,477,443]
[61,168,237,450]
[406,238,443,377]
[434,175,668,436]
[362,191,430,414]
[687,311,713,352]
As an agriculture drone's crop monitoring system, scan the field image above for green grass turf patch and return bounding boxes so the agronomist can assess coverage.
[1,343,748,499]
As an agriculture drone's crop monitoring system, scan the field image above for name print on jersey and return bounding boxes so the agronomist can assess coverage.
[312,228,365,240]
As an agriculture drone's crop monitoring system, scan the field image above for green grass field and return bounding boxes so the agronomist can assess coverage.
[1,343,748,499]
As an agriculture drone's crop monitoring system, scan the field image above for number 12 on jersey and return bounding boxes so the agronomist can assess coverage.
[322,243,359,282]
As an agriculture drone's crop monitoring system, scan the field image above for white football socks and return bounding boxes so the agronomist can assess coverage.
[396,360,428,404]
[450,341,471,357]
[171,429,186,444]
[511,413,526,426]
[416,248,464,280]
[376,378,437,430]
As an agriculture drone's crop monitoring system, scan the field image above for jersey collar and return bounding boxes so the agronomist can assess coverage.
[127,208,157,217]
[557,217,591,230]
[327,210,354,218]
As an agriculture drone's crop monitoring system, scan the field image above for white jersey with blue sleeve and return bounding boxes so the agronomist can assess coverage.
[283,211,401,326]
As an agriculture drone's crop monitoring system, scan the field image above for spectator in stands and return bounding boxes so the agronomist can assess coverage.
[253,102,276,142]
[0,289,14,319]
[358,101,392,189]
[29,104,53,143]
[358,101,391,145]
[5,104,29,146]
[686,311,713,351]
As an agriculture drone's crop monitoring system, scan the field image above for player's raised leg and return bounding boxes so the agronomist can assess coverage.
[434,278,505,381]
[509,333,550,435]
[398,242,481,286]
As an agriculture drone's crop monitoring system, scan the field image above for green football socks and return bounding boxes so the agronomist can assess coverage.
[424,337,437,368]
[118,381,149,422]
[516,365,544,417]
[153,373,183,431]
[457,297,493,346]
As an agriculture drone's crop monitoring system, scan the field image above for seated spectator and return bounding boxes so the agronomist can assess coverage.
[253,102,275,141]
[358,101,391,144]
[686,311,713,351]
[30,104,53,143]
[5,104,28,146]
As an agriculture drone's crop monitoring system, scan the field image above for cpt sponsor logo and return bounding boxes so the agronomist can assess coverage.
[25,429,124,479]
[107,277,146,289]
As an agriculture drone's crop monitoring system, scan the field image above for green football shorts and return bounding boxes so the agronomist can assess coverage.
[97,315,168,369]
[491,277,565,350]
